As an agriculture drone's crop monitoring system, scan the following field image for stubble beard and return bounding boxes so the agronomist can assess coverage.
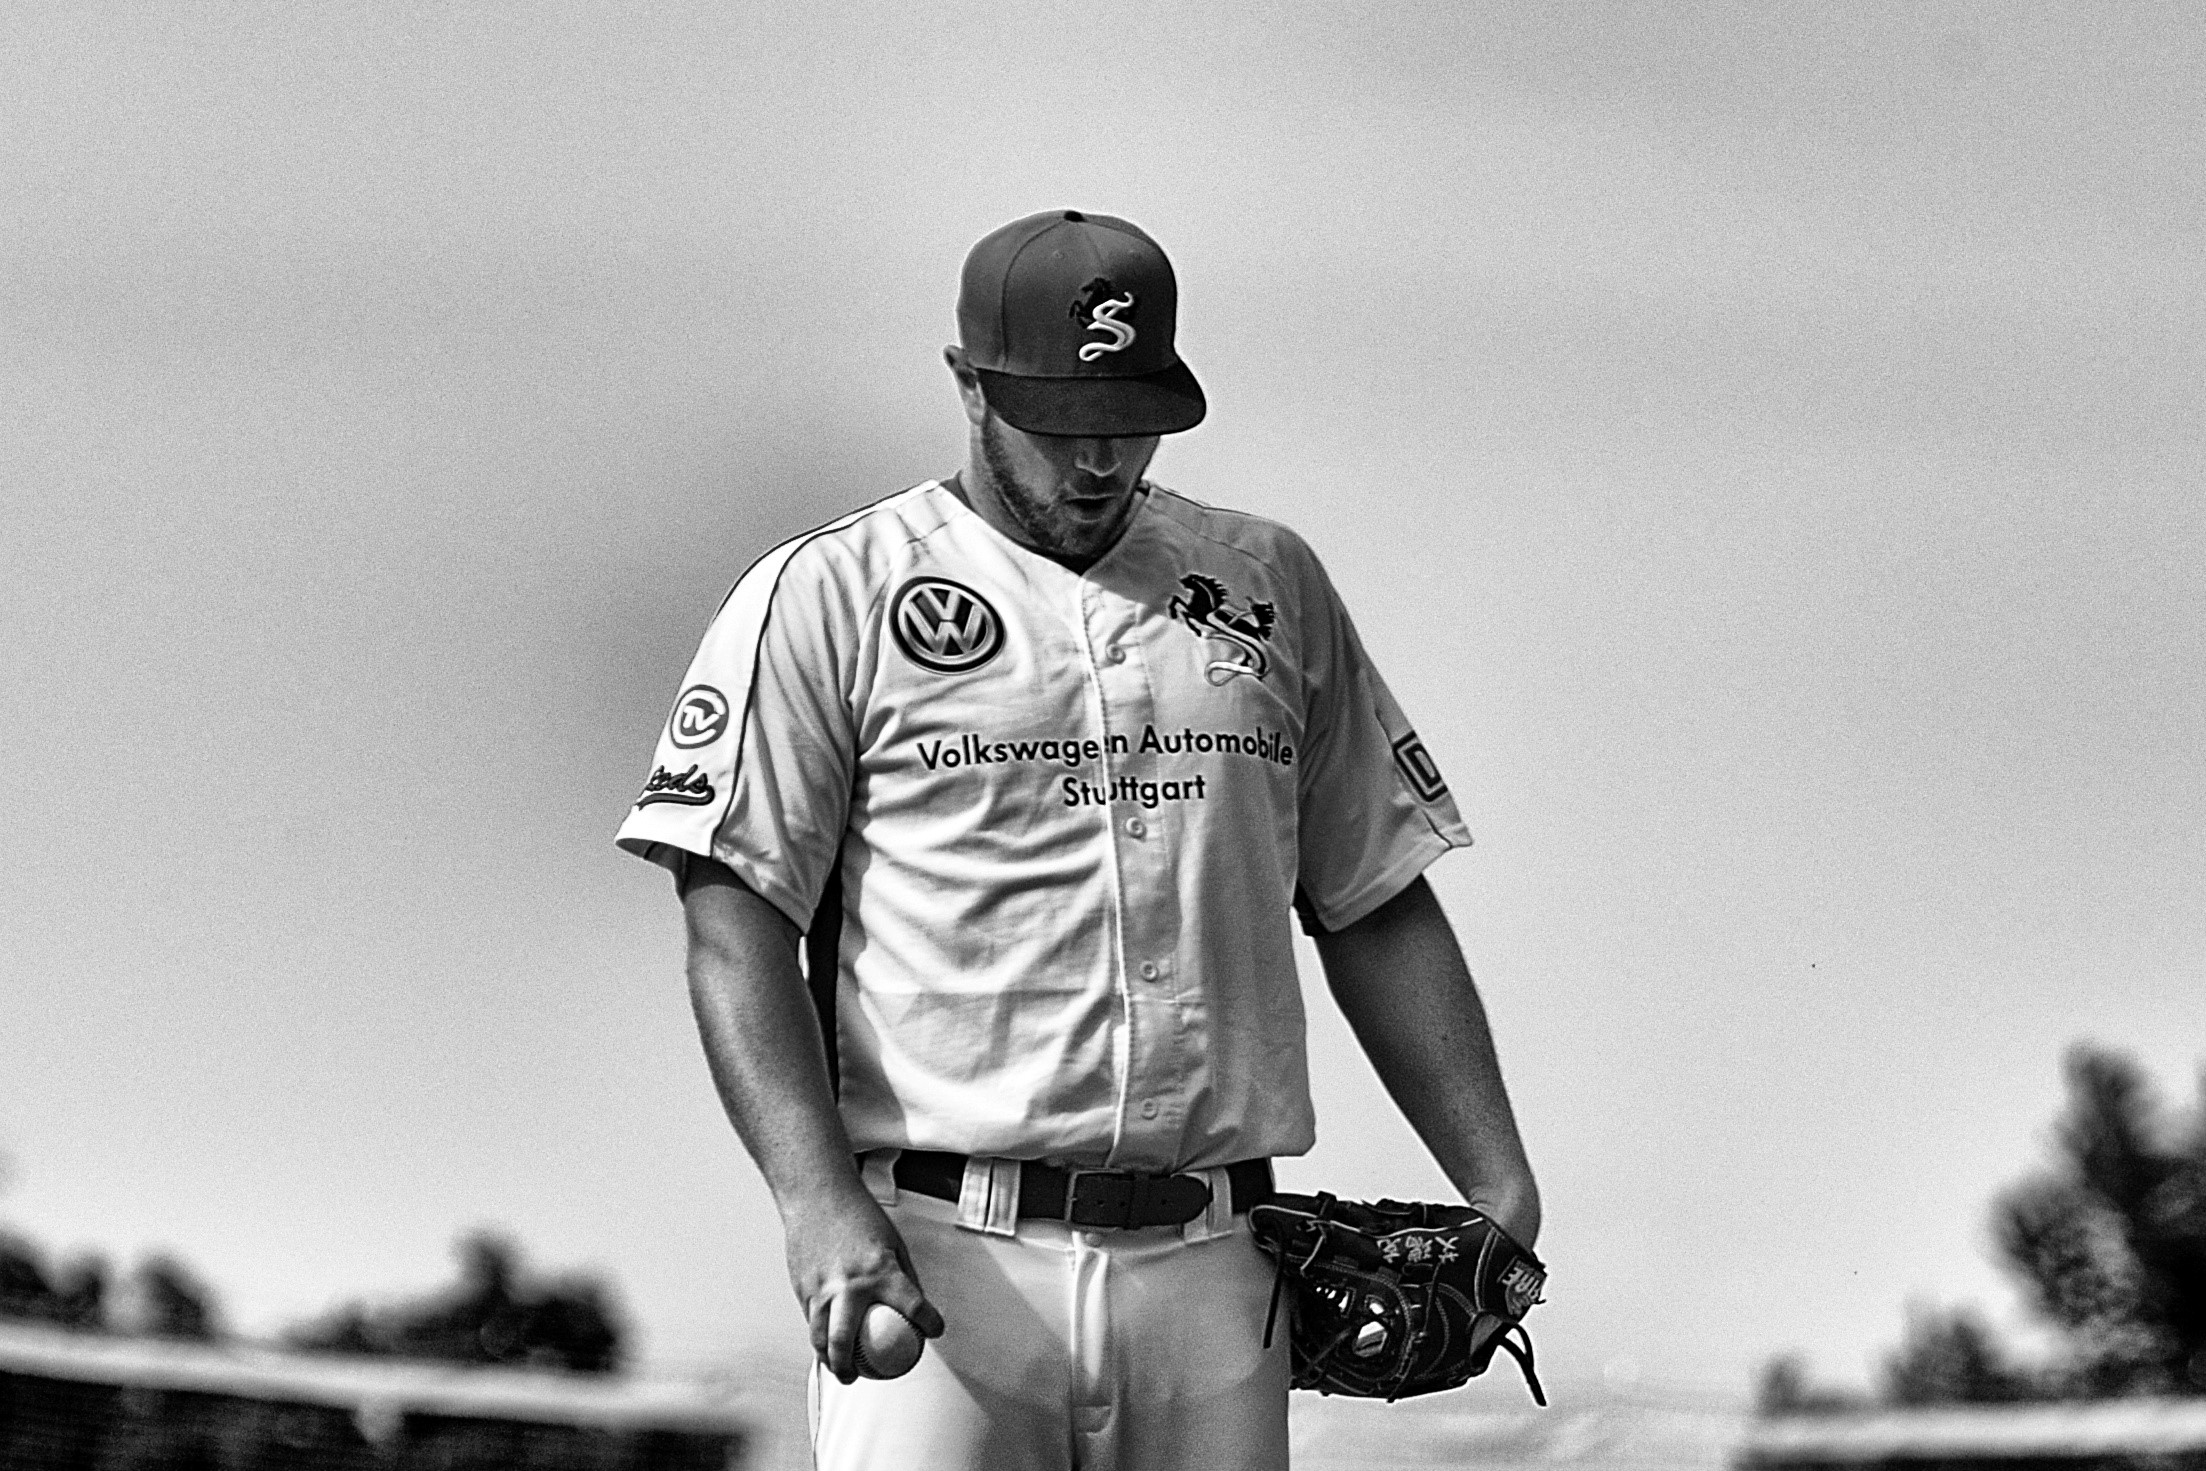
[977,414,1136,568]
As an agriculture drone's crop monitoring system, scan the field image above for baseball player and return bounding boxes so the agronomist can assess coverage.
[617,210,1540,1469]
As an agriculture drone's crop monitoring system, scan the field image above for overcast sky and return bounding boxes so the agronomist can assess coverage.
[4,0,2202,1412]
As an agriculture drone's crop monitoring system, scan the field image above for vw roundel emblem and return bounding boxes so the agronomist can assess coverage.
[889,577,1005,674]
[668,684,731,748]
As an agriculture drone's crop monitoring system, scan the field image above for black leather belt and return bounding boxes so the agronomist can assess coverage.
[888,1150,1274,1230]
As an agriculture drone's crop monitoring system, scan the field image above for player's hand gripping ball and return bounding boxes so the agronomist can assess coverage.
[853,1304,923,1380]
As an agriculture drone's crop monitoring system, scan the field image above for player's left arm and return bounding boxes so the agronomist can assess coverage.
[1313,874,1541,1248]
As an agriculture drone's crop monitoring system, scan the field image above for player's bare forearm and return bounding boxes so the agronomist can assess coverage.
[681,860,867,1217]
[1314,875,1541,1247]
[680,858,944,1374]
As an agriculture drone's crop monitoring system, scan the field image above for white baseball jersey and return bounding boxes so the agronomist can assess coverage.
[615,480,1469,1172]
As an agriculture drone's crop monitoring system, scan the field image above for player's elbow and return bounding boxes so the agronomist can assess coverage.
[1478,1172,1541,1250]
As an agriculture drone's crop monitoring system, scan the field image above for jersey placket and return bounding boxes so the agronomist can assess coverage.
[1083,577,1189,1168]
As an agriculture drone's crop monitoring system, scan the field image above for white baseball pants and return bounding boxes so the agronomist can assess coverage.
[808,1158,1291,1471]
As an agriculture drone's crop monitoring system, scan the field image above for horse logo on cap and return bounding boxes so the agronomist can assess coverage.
[1072,277,1138,362]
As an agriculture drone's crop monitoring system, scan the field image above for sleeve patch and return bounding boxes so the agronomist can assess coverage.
[635,763,717,808]
[668,684,731,748]
[1390,732,1449,803]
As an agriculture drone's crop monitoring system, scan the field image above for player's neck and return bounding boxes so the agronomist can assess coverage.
[945,470,1141,575]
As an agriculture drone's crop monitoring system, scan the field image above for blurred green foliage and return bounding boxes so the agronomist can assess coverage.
[0,1226,713,1468]
[284,1231,624,1374]
[1761,1044,2206,1412]
[0,1223,621,1373]
[0,1235,109,1332]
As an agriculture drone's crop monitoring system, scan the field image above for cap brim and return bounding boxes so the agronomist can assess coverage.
[975,360,1206,437]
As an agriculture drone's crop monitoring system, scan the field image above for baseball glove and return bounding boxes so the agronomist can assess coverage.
[1247,1191,1547,1404]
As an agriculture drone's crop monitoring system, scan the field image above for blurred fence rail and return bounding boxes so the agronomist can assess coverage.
[1742,1401,2206,1471]
[0,1321,750,1469]
[1290,1397,1748,1471]
[1288,1393,2206,1471]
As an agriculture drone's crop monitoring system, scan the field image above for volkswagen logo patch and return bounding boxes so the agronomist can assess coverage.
[890,577,1006,674]
[668,684,731,748]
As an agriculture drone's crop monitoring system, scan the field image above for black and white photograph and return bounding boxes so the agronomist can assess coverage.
[4,6,2201,1469]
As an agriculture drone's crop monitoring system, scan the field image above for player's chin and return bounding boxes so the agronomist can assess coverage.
[1051,525,1119,563]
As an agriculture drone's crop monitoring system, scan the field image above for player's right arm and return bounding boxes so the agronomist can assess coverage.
[681,856,944,1381]
[614,512,943,1380]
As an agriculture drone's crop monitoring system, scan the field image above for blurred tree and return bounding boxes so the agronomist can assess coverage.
[49,1254,109,1331]
[1,1231,57,1321]
[0,1231,111,1331]
[1757,1352,1866,1416]
[286,1230,625,1373]
[1995,1047,2206,1396]
[1881,1303,2031,1405]
[134,1253,220,1340]
[1757,1046,2206,1414]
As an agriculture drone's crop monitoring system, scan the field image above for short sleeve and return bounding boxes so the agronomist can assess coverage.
[1289,540,1471,932]
[614,536,860,930]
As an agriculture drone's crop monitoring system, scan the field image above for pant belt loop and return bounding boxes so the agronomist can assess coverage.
[859,1148,901,1206]
[1181,1165,1235,1244]
[956,1156,1022,1237]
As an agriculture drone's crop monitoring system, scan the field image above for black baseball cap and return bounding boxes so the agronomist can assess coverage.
[957,210,1207,438]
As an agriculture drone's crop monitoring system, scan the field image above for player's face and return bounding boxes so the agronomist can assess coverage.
[973,411,1160,571]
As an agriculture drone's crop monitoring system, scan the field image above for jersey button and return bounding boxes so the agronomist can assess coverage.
[1105,644,1126,664]
[1124,817,1146,838]
[1139,1100,1159,1120]
[1138,961,1159,981]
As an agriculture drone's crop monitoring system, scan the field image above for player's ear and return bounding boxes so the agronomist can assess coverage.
[943,345,988,428]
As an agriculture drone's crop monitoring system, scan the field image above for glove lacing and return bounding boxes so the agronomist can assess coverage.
[1491,1322,1546,1406]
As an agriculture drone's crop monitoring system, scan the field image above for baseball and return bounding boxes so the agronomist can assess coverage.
[853,1303,923,1380]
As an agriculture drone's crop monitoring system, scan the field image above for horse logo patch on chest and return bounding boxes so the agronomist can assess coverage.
[1169,573,1275,685]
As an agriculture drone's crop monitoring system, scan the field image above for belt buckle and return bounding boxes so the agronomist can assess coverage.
[1066,1169,1213,1229]
[1066,1169,1136,1229]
